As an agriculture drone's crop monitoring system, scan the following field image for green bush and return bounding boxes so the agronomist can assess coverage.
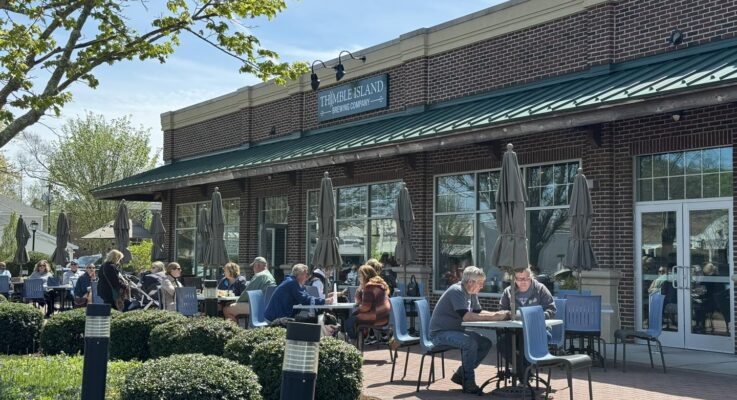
[249,336,363,400]
[0,294,6,302]
[249,339,285,400]
[223,326,286,365]
[121,353,262,400]
[149,317,241,358]
[41,308,87,355]
[111,309,186,361]
[0,354,138,400]
[126,240,153,274]
[316,337,363,400]
[0,302,43,354]
[4,251,50,277]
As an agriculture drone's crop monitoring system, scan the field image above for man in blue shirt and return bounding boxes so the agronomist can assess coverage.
[265,263,334,322]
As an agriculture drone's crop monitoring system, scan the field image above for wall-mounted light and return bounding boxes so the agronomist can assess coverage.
[334,50,366,81]
[671,111,684,122]
[310,60,326,91]
[668,29,683,46]
[270,126,277,135]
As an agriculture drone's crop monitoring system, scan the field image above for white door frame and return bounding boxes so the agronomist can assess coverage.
[635,199,734,352]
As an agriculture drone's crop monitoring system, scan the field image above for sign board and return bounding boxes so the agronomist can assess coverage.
[317,74,388,121]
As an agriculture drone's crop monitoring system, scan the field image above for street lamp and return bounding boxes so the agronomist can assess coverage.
[29,220,38,252]
[280,322,321,400]
[81,303,112,400]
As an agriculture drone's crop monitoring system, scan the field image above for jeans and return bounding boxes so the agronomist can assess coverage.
[431,330,492,383]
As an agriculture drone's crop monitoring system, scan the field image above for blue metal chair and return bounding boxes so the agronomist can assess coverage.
[23,278,46,306]
[0,275,10,298]
[388,297,420,382]
[520,306,593,400]
[549,298,567,354]
[264,285,277,308]
[555,289,591,298]
[614,293,667,373]
[415,299,458,392]
[175,286,199,317]
[305,285,320,298]
[565,294,606,369]
[47,276,60,287]
[247,290,269,328]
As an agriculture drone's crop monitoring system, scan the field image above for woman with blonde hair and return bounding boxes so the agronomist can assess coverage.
[160,262,183,311]
[345,265,391,342]
[217,262,247,296]
[29,260,55,316]
[98,250,128,311]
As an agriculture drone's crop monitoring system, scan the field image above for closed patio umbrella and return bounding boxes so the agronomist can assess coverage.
[489,143,529,377]
[565,167,597,292]
[204,187,229,277]
[150,211,166,262]
[14,215,30,265]
[50,211,70,267]
[394,182,416,288]
[312,172,342,283]
[114,199,132,264]
[196,207,211,266]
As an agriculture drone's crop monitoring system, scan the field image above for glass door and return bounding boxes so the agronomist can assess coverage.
[636,201,733,352]
[262,224,287,268]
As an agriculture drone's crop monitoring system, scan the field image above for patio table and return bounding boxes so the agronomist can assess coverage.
[46,284,73,312]
[462,319,562,393]
[196,295,239,302]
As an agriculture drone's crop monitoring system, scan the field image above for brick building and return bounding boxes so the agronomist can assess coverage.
[94,0,737,353]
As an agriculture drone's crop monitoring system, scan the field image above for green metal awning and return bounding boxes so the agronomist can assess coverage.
[93,39,737,199]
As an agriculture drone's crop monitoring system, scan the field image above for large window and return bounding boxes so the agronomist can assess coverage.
[307,181,401,281]
[434,161,578,295]
[637,147,732,201]
[175,199,240,276]
[260,196,288,268]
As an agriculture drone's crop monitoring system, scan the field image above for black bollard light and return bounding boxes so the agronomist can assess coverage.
[81,303,111,400]
[280,322,321,400]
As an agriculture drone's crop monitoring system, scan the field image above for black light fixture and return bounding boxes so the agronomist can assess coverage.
[334,50,366,81]
[669,29,683,46]
[310,60,327,91]
[29,220,38,252]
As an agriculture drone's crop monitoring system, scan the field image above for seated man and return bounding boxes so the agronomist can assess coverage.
[430,266,510,394]
[498,266,556,369]
[223,256,276,322]
[265,263,333,322]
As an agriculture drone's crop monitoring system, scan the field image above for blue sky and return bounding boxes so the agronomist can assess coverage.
[5,0,506,162]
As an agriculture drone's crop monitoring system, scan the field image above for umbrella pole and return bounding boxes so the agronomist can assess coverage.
[510,280,517,380]
[578,270,582,293]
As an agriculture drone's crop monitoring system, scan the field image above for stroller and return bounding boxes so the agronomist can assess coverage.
[121,273,160,311]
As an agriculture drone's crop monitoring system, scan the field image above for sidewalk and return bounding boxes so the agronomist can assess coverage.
[360,343,737,399]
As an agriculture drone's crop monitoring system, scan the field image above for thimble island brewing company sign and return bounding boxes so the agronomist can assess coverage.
[317,74,388,121]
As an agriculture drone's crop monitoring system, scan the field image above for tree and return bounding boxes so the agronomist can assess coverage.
[0,1,309,148]
[0,211,17,261]
[0,153,20,199]
[20,112,158,242]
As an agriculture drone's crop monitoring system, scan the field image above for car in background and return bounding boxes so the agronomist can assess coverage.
[72,254,103,269]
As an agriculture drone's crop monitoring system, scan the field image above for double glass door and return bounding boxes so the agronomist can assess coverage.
[261,224,287,268]
[636,200,733,352]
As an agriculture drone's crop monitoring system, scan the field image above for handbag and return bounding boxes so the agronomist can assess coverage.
[406,275,420,297]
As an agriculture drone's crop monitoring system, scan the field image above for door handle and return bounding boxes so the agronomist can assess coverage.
[671,266,681,289]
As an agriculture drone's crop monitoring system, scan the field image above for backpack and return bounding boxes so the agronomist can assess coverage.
[406,274,420,297]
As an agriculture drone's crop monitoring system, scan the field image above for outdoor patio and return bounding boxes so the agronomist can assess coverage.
[359,343,737,399]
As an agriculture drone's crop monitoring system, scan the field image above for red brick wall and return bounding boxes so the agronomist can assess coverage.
[168,111,247,160]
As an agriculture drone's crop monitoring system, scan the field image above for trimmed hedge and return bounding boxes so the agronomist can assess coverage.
[223,326,286,365]
[249,339,285,400]
[249,336,363,400]
[40,308,87,355]
[120,354,262,400]
[0,354,138,400]
[0,302,43,354]
[110,309,186,361]
[149,317,241,358]
[0,294,6,302]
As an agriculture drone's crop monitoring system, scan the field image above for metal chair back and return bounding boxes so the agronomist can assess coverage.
[389,297,412,342]
[182,276,203,289]
[647,293,665,337]
[175,286,198,317]
[556,289,591,298]
[305,285,320,298]
[520,305,552,363]
[247,290,268,328]
[23,278,45,301]
[47,276,60,287]
[0,275,10,296]
[90,281,103,304]
[264,285,277,308]
[565,294,601,333]
[549,298,567,349]
[415,299,434,352]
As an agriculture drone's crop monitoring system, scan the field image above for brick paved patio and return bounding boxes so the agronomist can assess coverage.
[359,344,736,399]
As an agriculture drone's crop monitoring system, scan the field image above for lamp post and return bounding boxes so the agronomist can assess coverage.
[280,322,321,400]
[29,220,38,252]
[81,303,111,400]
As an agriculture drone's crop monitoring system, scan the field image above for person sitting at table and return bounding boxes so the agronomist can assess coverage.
[217,262,247,296]
[430,266,510,394]
[160,262,183,311]
[264,263,333,322]
[29,260,55,317]
[62,260,84,302]
[344,265,391,342]
[223,256,276,322]
[73,263,97,307]
[0,262,11,278]
[307,266,331,298]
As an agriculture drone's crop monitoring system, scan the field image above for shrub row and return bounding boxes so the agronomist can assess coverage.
[0,303,43,354]
[149,317,240,358]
